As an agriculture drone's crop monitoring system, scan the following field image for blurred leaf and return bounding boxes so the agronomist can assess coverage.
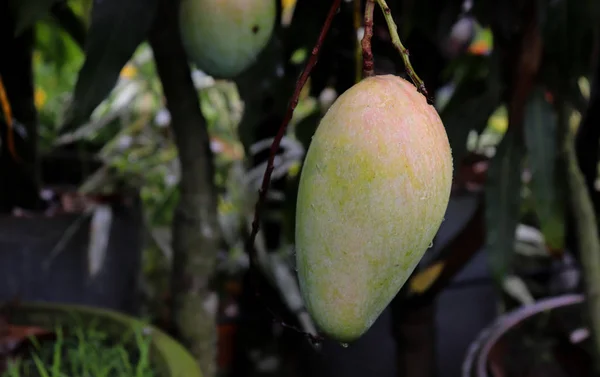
[485,126,525,282]
[88,204,113,278]
[524,87,565,251]
[440,57,503,172]
[9,0,60,35]
[540,0,598,90]
[409,261,444,294]
[502,275,535,305]
[62,0,159,131]
[35,19,83,76]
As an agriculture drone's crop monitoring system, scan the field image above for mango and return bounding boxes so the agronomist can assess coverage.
[295,75,453,344]
[178,0,276,78]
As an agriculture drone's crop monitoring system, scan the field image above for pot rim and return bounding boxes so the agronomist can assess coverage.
[461,293,585,377]
[4,301,203,377]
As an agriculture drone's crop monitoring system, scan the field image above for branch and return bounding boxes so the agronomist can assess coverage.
[149,0,222,375]
[246,0,342,345]
[374,0,428,99]
[361,0,375,78]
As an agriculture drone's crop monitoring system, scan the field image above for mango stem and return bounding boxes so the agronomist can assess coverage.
[360,0,375,78]
[374,0,429,99]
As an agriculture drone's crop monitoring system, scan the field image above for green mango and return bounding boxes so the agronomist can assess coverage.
[178,0,276,78]
[295,75,453,344]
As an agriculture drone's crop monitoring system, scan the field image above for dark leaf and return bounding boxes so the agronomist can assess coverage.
[62,0,159,131]
[440,55,503,173]
[540,0,598,89]
[524,87,565,251]
[485,126,525,282]
[8,0,60,35]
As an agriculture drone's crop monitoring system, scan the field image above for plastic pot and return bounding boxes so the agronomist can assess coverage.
[461,294,592,377]
[5,301,203,377]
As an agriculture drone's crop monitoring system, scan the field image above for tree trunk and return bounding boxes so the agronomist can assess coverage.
[149,2,222,376]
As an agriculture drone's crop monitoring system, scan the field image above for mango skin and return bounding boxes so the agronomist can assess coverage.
[178,0,276,78]
[295,75,453,343]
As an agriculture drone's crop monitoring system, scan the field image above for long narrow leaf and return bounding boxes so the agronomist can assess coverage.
[524,87,565,251]
[485,127,525,282]
[62,0,159,130]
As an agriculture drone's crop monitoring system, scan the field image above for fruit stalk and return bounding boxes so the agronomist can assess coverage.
[360,0,375,78]
[245,0,342,342]
[374,0,428,98]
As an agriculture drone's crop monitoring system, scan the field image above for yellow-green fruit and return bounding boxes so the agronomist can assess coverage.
[295,75,453,343]
[178,0,276,78]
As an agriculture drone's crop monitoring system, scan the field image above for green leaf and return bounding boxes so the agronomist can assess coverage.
[62,0,159,130]
[524,87,565,250]
[9,0,60,35]
[485,126,525,282]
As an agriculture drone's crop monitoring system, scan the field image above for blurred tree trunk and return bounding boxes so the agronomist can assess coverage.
[149,1,222,376]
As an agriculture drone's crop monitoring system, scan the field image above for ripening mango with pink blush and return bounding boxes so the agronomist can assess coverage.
[295,75,453,344]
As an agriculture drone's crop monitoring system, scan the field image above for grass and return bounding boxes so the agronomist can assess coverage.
[2,321,158,377]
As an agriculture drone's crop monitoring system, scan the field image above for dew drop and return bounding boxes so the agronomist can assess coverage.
[340,343,349,348]
[428,242,433,248]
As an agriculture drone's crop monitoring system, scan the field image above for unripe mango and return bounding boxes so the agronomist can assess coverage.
[295,75,453,343]
[178,0,276,78]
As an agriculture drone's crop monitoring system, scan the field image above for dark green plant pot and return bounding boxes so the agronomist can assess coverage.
[6,301,203,377]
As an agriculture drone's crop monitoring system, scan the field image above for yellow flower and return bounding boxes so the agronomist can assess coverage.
[34,88,47,109]
[281,0,296,11]
[120,64,137,79]
[281,0,296,24]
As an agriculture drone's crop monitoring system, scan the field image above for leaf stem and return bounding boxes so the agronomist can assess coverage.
[360,0,375,78]
[246,0,342,345]
[374,0,428,98]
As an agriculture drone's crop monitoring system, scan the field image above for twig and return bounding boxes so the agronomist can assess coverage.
[246,0,342,346]
[374,0,428,99]
[361,0,375,78]
[354,0,363,82]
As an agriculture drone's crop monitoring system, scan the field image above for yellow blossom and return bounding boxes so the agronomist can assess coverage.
[120,64,137,79]
[34,87,47,109]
